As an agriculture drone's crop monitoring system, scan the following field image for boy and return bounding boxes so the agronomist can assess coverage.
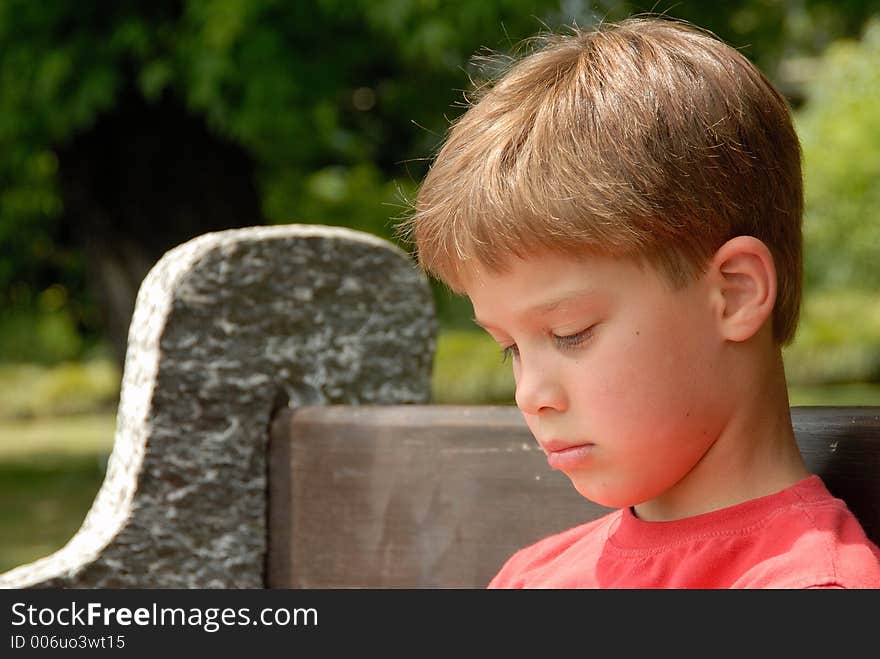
[400,18,880,588]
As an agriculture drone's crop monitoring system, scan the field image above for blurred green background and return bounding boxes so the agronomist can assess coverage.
[1,1,878,573]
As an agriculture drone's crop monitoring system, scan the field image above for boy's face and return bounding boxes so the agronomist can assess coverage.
[465,250,732,510]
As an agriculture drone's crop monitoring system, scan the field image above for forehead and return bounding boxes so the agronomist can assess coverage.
[462,250,649,293]
[463,251,656,324]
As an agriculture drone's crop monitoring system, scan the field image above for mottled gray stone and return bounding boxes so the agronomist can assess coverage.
[0,225,436,588]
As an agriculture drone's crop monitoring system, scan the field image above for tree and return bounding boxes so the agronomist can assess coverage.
[2,0,878,362]
[796,17,880,292]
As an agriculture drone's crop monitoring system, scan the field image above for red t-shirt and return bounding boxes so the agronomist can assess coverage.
[488,475,880,588]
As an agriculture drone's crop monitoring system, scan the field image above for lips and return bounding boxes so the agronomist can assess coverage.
[541,439,584,453]
[541,440,596,470]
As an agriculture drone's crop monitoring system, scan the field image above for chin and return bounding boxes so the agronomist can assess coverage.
[569,477,640,510]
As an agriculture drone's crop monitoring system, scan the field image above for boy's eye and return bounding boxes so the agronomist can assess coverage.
[499,326,594,364]
[500,344,518,364]
[554,325,595,349]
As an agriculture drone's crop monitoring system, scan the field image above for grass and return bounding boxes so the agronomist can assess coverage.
[788,382,880,405]
[0,452,110,573]
[0,359,119,419]
[0,360,119,574]
[0,413,115,571]
[0,413,116,459]
[0,413,115,574]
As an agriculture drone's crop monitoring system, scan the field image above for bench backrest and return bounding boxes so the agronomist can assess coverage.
[267,405,880,588]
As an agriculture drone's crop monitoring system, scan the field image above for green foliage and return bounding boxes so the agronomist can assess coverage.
[779,20,880,387]
[0,360,120,420]
[2,0,880,355]
[796,18,880,291]
[0,308,83,364]
[432,329,514,404]
[268,163,419,240]
[783,290,880,385]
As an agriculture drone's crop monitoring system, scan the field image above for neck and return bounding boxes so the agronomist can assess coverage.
[634,338,809,522]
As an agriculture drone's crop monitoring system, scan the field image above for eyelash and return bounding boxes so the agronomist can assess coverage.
[500,326,595,364]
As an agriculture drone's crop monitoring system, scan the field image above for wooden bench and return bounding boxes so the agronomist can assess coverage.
[1,226,876,589]
[267,405,880,588]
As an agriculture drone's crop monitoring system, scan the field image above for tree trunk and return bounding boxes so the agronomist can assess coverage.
[56,89,264,366]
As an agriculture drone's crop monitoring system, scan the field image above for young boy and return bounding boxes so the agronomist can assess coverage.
[401,17,880,588]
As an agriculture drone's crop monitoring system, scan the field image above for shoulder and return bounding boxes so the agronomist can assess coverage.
[487,510,621,588]
[734,490,880,589]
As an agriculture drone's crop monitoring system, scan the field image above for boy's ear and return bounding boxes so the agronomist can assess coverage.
[708,236,777,343]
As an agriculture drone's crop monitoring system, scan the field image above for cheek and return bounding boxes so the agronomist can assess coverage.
[590,331,670,398]
[587,319,711,422]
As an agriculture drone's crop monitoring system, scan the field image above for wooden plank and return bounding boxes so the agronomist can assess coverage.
[267,406,608,588]
[789,407,880,548]
[267,405,880,588]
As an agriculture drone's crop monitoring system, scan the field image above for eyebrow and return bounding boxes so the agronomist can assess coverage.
[472,287,601,330]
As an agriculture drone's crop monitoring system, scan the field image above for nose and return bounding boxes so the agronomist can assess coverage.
[514,358,567,416]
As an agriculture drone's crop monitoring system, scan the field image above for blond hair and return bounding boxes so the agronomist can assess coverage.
[400,17,803,345]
